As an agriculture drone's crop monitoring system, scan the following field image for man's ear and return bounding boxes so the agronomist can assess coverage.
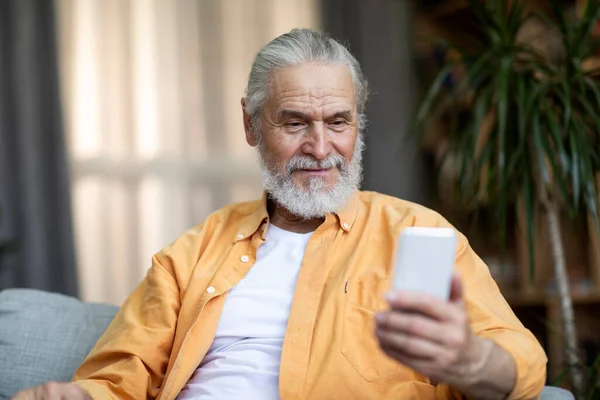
[241,98,259,147]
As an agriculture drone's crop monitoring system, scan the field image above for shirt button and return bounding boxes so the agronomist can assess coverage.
[206,286,216,294]
[236,233,244,239]
[343,222,349,229]
[240,255,249,263]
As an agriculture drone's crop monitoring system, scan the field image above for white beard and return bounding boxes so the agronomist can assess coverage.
[258,133,364,219]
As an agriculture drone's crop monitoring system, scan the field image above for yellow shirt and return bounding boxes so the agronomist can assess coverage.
[73,191,546,399]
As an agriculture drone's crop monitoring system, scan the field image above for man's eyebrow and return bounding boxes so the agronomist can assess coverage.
[329,110,353,120]
[277,109,310,120]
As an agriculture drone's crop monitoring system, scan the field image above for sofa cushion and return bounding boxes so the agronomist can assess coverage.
[0,289,118,398]
[540,386,576,400]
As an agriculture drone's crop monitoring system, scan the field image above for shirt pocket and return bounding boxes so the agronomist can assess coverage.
[341,277,402,382]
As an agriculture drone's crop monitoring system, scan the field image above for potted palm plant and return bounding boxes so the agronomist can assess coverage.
[413,0,600,397]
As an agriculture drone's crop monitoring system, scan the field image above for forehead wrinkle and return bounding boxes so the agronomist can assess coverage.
[266,65,357,123]
[275,87,350,101]
[277,101,354,121]
[275,90,354,111]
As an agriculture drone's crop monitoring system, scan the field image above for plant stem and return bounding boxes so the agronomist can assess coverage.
[544,200,584,398]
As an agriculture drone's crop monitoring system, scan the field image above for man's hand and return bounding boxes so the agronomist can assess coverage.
[10,382,91,400]
[375,273,516,399]
[375,273,482,385]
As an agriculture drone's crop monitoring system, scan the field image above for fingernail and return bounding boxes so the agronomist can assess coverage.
[376,313,384,323]
[385,292,395,302]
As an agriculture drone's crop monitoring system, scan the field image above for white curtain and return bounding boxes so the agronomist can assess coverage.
[55,0,320,305]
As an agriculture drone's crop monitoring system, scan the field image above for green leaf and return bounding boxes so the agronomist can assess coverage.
[574,89,600,135]
[525,79,549,117]
[549,0,570,51]
[570,132,581,212]
[511,76,529,179]
[496,56,511,255]
[523,170,536,282]
[546,104,569,172]
[462,50,494,91]
[467,0,502,45]
[413,64,455,132]
[574,3,600,57]
[458,88,493,193]
[469,140,495,205]
[559,79,573,136]
[584,77,600,110]
[544,106,573,216]
[506,0,525,39]
[467,0,493,26]
[516,75,527,141]
[496,56,511,172]
[514,45,557,76]
[572,115,600,227]
[533,111,550,186]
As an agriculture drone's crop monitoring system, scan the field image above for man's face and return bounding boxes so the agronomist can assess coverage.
[244,63,363,219]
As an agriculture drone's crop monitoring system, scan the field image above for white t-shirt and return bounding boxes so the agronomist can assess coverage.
[177,224,313,400]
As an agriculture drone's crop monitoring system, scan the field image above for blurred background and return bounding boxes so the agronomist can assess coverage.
[0,0,598,394]
[0,0,428,304]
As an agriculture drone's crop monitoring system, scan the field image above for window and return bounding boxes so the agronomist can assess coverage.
[56,0,320,304]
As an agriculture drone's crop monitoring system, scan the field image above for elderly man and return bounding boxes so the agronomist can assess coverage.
[14,29,546,400]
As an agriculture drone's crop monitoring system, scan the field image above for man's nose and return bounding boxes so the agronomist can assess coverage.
[301,122,332,160]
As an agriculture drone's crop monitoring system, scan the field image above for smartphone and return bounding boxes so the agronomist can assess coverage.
[391,227,458,300]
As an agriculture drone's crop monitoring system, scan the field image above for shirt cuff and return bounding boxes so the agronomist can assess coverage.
[488,332,547,400]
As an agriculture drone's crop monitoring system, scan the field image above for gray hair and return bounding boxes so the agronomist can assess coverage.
[245,29,369,139]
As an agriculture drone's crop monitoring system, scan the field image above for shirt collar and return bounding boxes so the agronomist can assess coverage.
[233,190,360,242]
[233,191,270,243]
[334,190,359,232]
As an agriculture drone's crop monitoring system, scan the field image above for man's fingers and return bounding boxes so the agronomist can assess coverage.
[10,390,30,400]
[378,345,436,378]
[386,272,466,323]
[64,383,91,400]
[386,290,450,321]
[376,328,445,359]
[376,311,447,344]
[11,384,46,400]
[10,383,90,400]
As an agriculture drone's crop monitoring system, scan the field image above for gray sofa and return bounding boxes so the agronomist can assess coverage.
[0,289,575,399]
[0,289,118,399]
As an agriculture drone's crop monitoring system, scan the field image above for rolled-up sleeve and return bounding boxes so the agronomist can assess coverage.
[456,234,547,399]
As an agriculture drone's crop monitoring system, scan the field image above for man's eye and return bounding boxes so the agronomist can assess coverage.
[331,120,347,126]
[286,122,305,127]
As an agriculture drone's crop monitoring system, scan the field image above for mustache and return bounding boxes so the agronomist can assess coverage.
[285,154,345,175]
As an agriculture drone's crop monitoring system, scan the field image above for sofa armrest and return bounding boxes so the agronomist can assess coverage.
[0,289,119,398]
[541,386,575,400]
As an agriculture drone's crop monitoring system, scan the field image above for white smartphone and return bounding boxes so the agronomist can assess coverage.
[391,227,458,300]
